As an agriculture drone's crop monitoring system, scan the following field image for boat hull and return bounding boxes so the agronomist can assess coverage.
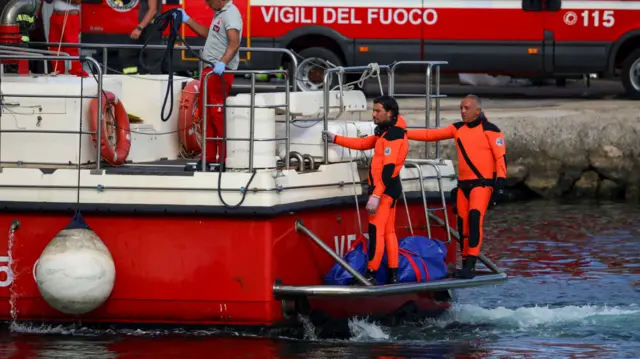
[0,199,457,328]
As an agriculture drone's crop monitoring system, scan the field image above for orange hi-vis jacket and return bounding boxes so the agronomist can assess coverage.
[407,114,507,186]
[334,116,409,199]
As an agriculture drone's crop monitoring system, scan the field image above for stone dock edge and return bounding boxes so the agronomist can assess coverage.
[395,98,640,203]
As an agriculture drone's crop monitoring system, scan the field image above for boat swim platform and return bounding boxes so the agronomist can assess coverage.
[273,271,508,299]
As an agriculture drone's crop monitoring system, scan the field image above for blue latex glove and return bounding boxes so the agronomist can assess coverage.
[213,61,226,75]
[173,9,190,22]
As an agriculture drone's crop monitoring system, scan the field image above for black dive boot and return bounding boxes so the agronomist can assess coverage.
[451,257,467,278]
[388,268,398,284]
[365,269,377,285]
[454,255,477,279]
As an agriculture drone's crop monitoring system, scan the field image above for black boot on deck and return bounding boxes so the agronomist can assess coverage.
[454,255,477,279]
[449,257,467,278]
[365,269,377,285]
[388,268,399,284]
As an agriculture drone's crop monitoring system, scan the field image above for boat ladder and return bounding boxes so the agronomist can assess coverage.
[401,159,452,244]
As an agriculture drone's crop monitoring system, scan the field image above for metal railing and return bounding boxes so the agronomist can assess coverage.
[296,219,372,286]
[0,50,47,74]
[401,159,452,244]
[0,52,291,174]
[321,65,392,165]
[388,61,448,159]
[0,54,456,214]
[0,54,104,168]
[201,68,290,172]
[28,42,299,91]
[0,45,72,73]
[0,45,70,73]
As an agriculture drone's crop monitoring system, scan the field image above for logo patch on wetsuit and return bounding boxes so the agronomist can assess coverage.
[384,147,392,155]
[496,138,504,146]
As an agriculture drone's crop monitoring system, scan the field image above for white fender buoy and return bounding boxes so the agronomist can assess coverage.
[34,213,115,315]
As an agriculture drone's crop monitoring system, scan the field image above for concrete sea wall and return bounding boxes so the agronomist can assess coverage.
[398,98,640,202]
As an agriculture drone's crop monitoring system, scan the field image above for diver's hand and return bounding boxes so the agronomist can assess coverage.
[491,178,506,207]
[366,195,380,215]
[322,130,336,143]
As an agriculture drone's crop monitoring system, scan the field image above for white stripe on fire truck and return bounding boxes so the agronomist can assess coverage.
[162,0,182,4]
[249,0,640,11]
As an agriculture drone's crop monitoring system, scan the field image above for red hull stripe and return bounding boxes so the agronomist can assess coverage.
[0,202,459,325]
[250,0,640,10]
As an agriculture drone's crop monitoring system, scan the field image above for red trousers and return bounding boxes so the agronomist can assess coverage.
[199,67,234,163]
[48,12,84,76]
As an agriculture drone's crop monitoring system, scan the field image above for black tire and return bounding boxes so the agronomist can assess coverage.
[620,48,640,100]
[295,46,344,91]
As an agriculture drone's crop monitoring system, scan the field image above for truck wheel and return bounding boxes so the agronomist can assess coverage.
[295,47,344,92]
[621,48,640,100]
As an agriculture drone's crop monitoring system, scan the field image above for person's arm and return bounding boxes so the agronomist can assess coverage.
[138,1,157,30]
[406,123,457,142]
[184,18,210,38]
[130,1,159,39]
[484,125,507,184]
[219,9,242,66]
[334,135,378,150]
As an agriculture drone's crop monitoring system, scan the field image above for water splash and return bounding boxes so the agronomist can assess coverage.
[443,303,640,330]
[347,318,389,341]
[298,314,318,341]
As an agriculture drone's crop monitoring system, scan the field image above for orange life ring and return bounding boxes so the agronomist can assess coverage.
[89,90,131,167]
[178,79,202,157]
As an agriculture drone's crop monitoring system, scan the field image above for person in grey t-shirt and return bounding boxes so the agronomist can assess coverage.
[179,0,243,170]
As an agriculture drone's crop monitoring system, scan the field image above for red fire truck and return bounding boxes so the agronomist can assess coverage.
[80,0,640,98]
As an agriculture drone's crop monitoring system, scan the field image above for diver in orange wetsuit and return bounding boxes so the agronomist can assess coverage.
[406,94,507,279]
[322,95,408,285]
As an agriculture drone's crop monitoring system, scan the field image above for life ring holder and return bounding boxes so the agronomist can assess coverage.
[89,90,132,167]
[178,79,203,157]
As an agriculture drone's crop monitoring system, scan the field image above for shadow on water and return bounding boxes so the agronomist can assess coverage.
[1,199,639,358]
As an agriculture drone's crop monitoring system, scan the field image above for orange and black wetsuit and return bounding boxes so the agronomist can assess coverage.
[334,116,409,284]
[406,113,507,278]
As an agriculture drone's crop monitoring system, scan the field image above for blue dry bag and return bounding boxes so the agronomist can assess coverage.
[323,235,386,285]
[390,235,448,283]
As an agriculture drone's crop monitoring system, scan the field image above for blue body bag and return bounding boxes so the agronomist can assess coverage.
[323,235,386,285]
[324,235,447,285]
[382,235,449,283]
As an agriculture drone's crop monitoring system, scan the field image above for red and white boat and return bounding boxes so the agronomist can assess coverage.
[0,44,506,336]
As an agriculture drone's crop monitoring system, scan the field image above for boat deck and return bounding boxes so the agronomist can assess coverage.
[1,159,216,177]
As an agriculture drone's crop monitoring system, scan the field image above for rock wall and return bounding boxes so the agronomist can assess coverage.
[403,101,640,202]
